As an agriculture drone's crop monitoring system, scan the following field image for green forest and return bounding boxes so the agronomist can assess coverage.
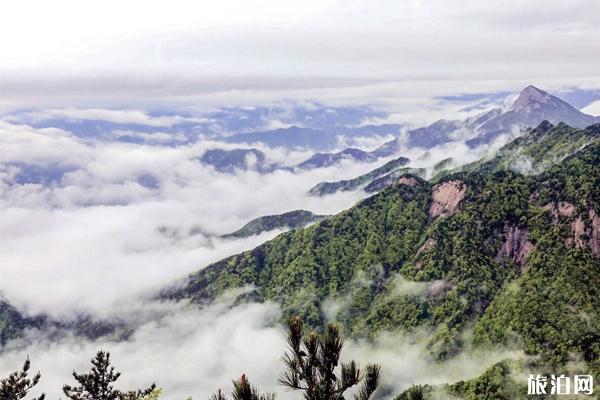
[168,122,600,398]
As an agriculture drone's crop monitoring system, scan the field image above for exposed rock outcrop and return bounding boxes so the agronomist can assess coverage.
[429,180,467,218]
[589,209,600,257]
[566,209,600,257]
[496,225,533,267]
[398,176,418,187]
[569,216,586,248]
[543,201,575,223]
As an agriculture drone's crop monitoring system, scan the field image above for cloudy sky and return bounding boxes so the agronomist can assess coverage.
[1,0,600,112]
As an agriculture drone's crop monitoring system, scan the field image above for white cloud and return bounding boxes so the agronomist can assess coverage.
[0,299,524,400]
[18,109,205,127]
[0,114,530,400]
[0,1,599,112]
[343,332,523,396]
[581,100,600,116]
[0,300,286,400]
[0,120,385,317]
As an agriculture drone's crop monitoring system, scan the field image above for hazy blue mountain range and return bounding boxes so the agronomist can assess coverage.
[5,87,598,157]
[222,210,328,238]
[214,86,598,175]
[223,124,403,152]
[200,146,391,173]
[5,105,395,149]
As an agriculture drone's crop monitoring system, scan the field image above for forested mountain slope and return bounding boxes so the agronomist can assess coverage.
[308,155,413,196]
[171,123,600,379]
[435,120,600,180]
[222,210,328,238]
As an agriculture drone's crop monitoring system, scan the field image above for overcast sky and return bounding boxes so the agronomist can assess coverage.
[1,0,600,111]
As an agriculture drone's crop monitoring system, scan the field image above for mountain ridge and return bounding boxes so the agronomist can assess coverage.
[221,210,328,238]
[167,122,600,383]
[370,85,599,153]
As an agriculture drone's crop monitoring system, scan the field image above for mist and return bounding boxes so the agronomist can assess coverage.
[0,296,523,400]
[0,119,386,318]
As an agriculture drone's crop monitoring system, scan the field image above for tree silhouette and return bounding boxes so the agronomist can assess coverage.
[211,374,275,400]
[62,350,156,400]
[278,317,381,400]
[0,357,45,400]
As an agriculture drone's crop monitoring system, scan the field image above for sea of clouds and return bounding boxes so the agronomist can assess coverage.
[0,110,518,399]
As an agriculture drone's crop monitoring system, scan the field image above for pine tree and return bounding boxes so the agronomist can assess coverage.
[278,317,381,400]
[0,357,45,400]
[62,350,156,400]
[210,375,275,400]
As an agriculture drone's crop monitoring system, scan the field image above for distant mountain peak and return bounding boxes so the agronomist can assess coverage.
[512,85,554,112]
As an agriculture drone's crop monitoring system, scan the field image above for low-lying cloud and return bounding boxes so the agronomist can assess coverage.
[0,299,286,400]
[0,298,523,400]
[0,119,383,317]
[0,112,527,400]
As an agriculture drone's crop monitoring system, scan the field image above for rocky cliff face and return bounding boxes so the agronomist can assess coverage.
[590,209,600,257]
[429,180,467,218]
[567,209,600,258]
[542,201,575,224]
[496,225,533,267]
[397,176,418,187]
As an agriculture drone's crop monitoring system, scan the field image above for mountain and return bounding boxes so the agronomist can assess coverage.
[370,85,599,153]
[466,85,599,146]
[0,300,35,345]
[167,123,600,397]
[192,86,597,175]
[308,156,411,196]
[295,148,379,170]
[200,145,394,175]
[224,124,403,151]
[434,120,600,181]
[0,297,137,346]
[362,168,426,193]
[199,148,274,173]
[221,210,328,238]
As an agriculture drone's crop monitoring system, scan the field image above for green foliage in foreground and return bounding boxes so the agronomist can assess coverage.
[0,358,45,400]
[210,375,275,400]
[2,317,381,400]
[279,317,380,400]
[63,351,156,400]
